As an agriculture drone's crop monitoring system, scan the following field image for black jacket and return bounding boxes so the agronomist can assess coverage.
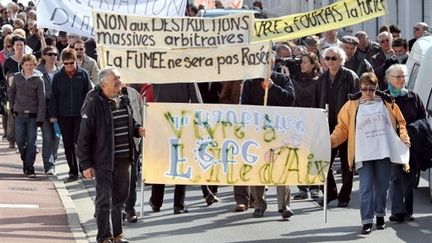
[344,51,374,78]
[77,87,141,171]
[312,66,358,130]
[241,71,295,106]
[408,118,432,171]
[48,67,92,118]
[292,72,319,108]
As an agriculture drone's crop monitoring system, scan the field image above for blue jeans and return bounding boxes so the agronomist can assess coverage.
[15,117,37,173]
[358,158,391,225]
[41,118,60,172]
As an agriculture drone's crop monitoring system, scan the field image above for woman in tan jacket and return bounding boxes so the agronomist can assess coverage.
[330,72,410,235]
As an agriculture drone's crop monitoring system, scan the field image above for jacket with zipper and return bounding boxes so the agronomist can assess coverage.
[330,91,410,170]
[77,86,141,171]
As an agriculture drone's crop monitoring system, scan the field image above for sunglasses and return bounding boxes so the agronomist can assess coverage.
[360,87,376,92]
[325,56,338,61]
[379,39,390,44]
[6,45,12,48]
[390,75,406,79]
[63,62,75,66]
[74,48,84,51]
[46,53,58,56]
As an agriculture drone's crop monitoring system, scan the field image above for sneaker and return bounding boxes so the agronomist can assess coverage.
[361,224,372,234]
[405,215,415,221]
[28,172,36,178]
[376,216,385,230]
[252,209,265,218]
[64,174,78,183]
[126,211,138,223]
[173,207,189,214]
[205,194,215,206]
[234,204,248,212]
[113,234,129,243]
[45,169,56,176]
[310,190,320,199]
[8,141,15,148]
[280,208,294,220]
[293,192,308,200]
[149,200,160,212]
[317,195,337,207]
[389,214,405,222]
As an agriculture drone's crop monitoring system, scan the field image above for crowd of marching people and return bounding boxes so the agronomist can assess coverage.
[0,0,431,242]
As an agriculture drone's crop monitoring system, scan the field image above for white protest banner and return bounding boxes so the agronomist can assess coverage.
[98,42,272,83]
[93,10,254,48]
[36,0,187,38]
[253,0,387,42]
[194,0,243,9]
[143,103,331,186]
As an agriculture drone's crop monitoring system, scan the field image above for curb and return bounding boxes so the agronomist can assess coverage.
[52,178,89,243]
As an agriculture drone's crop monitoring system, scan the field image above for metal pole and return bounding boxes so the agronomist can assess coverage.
[324,104,329,223]
[140,97,147,219]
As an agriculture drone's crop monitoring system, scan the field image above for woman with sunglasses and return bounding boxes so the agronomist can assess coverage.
[330,72,410,234]
[36,46,61,175]
[313,46,358,208]
[385,64,426,223]
[48,48,92,182]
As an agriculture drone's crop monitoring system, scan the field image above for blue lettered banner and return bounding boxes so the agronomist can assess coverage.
[143,103,331,186]
[36,0,187,38]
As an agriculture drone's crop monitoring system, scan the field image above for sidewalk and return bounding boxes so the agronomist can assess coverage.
[0,137,87,243]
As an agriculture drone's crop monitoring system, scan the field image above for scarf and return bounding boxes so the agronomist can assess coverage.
[388,82,408,97]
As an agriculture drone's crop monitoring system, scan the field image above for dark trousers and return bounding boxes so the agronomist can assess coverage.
[150,184,186,209]
[391,164,417,216]
[1,113,7,138]
[58,117,81,176]
[323,142,353,202]
[201,185,218,198]
[95,163,130,243]
[125,148,140,213]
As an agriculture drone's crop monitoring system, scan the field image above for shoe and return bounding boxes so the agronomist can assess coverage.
[102,239,113,243]
[45,169,56,176]
[28,172,36,178]
[64,174,78,183]
[234,204,247,212]
[113,234,129,243]
[405,215,415,221]
[205,194,215,206]
[376,216,385,230]
[126,211,138,223]
[8,141,15,148]
[149,201,160,212]
[310,190,320,199]
[212,195,220,202]
[2,135,6,141]
[121,211,127,225]
[252,209,265,218]
[337,201,349,207]
[293,192,308,200]
[173,207,189,214]
[317,196,337,207]
[280,208,294,219]
[361,224,372,234]
[389,214,405,222]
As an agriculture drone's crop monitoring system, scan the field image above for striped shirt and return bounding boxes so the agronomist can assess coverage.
[111,99,131,162]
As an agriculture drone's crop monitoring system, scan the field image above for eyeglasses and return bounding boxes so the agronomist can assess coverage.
[74,48,84,51]
[360,87,377,93]
[325,56,338,61]
[390,75,406,79]
[6,45,12,48]
[413,27,422,31]
[63,62,75,66]
[46,53,58,56]
[379,39,390,44]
